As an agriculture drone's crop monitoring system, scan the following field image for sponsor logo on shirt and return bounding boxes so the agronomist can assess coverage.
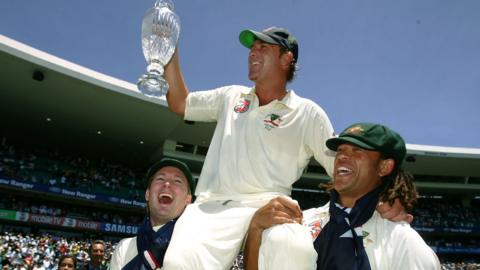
[263,114,283,130]
[234,99,251,113]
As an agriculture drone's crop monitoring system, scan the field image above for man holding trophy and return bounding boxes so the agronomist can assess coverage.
[136,1,409,269]
[164,27,335,269]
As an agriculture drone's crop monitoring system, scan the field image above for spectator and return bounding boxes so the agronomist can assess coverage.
[1,259,11,270]
[58,255,76,270]
[79,241,106,270]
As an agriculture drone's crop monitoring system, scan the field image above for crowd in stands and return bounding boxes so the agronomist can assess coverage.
[1,232,478,270]
[0,138,144,200]
[0,232,114,270]
[412,198,480,229]
[441,261,480,270]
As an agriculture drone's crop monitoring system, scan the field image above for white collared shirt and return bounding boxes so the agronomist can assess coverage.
[185,85,335,199]
[303,203,441,270]
[109,225,164,270]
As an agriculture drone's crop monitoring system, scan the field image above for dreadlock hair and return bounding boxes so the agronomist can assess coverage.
[379,169,418,212]
[319,181,334,192]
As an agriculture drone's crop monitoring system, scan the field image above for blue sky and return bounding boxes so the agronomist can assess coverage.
[1,0,479,148]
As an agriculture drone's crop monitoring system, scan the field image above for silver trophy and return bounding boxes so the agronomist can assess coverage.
[137,0,180,97]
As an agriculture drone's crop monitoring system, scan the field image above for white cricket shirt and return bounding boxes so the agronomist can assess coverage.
[185,85,335,199]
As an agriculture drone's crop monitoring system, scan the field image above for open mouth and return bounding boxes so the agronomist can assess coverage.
[249,59,261,68]
[336,166,353,176]
[158,194,173,204]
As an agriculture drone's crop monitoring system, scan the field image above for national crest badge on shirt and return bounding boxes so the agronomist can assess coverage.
[306,210,330,240]
[263,114,283,130]
[308,220,323,239]
[233,98,251,113]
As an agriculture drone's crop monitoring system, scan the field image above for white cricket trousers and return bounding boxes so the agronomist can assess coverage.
[162,194,316,270]
[259,222,317,270]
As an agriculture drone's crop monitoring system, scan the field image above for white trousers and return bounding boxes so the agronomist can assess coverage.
[163,196,265,270]
[163,195,316,270]
[259,223,317,270]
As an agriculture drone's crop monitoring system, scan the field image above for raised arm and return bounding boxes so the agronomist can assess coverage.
[165,49,189,116]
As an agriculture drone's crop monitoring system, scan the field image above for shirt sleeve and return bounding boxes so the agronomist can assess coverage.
[390,225,441,270]
[303,102,336,177]
[184,86,229,122]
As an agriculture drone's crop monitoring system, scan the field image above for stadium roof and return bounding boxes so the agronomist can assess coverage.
[0,35,215,166]
[1,35,479,194]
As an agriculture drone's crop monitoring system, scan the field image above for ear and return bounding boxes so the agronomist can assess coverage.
[145,189,150,202]
[186,194,192,204]
[280,51,294,69]
[379,159,395,177]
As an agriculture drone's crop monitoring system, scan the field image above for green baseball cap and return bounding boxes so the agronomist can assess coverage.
[239,27,299,62]
[326,123,407,166]
[145,158,196,195]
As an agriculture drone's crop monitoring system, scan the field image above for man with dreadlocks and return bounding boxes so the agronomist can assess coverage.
[244,123,440,270]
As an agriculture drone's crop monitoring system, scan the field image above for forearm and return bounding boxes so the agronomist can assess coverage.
[244,226,263,270]
[165,49,189,116]
[244,196,303,270]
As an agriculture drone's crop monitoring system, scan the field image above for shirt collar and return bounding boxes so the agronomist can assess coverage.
[241,87,301,110]
[152,224,165,232]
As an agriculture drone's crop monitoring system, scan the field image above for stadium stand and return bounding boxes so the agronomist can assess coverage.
[2,137,479,269]
[1,34,479,269]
